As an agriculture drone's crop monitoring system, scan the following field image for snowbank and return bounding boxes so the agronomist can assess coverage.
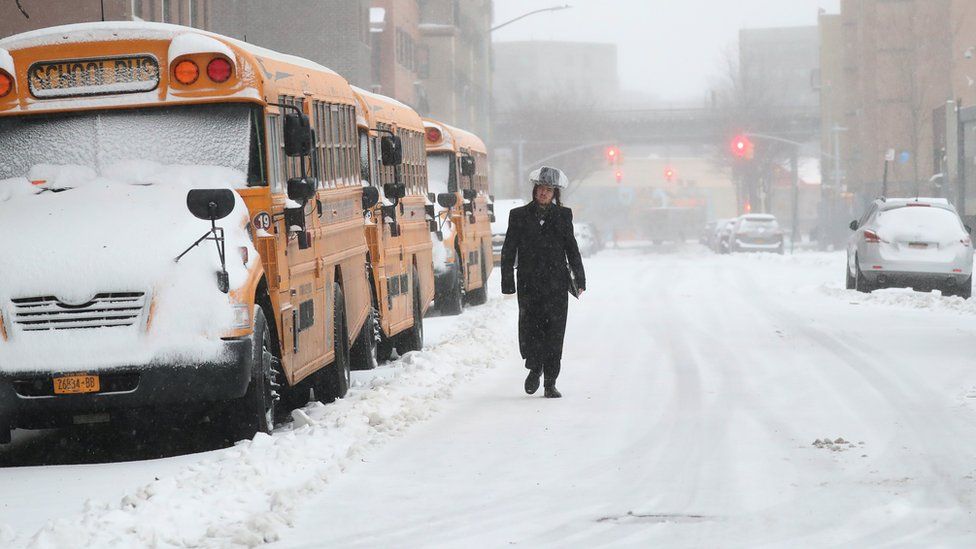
[823,286,976,314]
[11,297,517,548]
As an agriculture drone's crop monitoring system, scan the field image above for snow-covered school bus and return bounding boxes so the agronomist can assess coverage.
[423,119,494,314]
[0,22,395,441]
[351,87,435,366]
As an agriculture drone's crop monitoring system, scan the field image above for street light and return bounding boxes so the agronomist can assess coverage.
[491,5,573,33]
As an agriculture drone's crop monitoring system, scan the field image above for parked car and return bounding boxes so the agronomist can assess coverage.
[703,219,729,252]
[730,214,784,254]
[700,220,718,246]
[846,197,973,297]
[574,222,599,257]
[490,199,525,263]
[715,219,737,254]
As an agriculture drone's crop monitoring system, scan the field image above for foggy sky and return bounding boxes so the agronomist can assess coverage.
[493,0,840,103]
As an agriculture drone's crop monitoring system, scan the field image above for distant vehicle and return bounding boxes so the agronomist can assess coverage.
[846,198,973,298]
[702,219,729,252]
[730,214,785,254]
[574,222,599,257]
[645,207,702,244]
[700,220,718,246]
[715,219,738,254]
[490,199,525,263]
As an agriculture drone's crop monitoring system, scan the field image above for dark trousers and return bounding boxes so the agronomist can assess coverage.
[518,287,568,386]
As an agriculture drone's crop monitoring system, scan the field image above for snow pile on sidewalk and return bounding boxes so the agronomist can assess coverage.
[15,298,517,549]
[823,286,976,315]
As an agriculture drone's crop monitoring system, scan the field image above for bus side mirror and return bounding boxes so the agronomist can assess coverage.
[283,113,312,157]
[384,183,406,200]
[460,155,476,176]
[362,186,380,210]
[186,189,235,221]
[437,193,458,208]
[287,177,317,206]
[849,220,858,231]
[381,135,403,166]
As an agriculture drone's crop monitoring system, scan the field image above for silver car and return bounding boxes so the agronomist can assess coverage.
[846,198,973,297]
[730,214,784,254]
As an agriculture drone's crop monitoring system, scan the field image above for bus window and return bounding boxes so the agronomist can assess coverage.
[427,153,457,195]
[267,113,283,192]
[359,130,371,185]
[247,107,267,187]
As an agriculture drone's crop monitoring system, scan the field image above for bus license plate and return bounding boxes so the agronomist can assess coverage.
[53,375,100,395]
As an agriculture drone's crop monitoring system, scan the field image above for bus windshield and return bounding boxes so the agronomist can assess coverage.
[427,152,454,195]
[0,103,263,186]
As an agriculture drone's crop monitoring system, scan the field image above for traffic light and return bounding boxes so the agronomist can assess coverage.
[606,146,621,165]
[664,167,675,182]
[615,169,623,183]
[731,135,754,160]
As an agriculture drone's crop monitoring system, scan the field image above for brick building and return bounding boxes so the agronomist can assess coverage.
[370,0,424,110]
[824,0,953,205]
[419,0,492,138]
[208,0,372,88]
[0,0,211,37]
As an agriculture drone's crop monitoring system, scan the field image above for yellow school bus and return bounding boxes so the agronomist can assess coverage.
[351,87,435,366]
[423,119,494,314]
[0,22,382,442]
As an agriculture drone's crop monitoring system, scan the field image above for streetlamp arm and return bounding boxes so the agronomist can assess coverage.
[491,5,572,33]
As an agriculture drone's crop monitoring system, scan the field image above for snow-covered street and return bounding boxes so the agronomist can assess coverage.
[5,247,976,547]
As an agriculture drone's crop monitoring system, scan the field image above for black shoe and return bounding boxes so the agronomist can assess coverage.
[544,386,562,398]
[524,370,541,395]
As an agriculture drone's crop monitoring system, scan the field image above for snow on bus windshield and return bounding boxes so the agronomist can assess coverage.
[427,153,452,195]
[0,103,253,183]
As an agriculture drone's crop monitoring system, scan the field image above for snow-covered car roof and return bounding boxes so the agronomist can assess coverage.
[740,214,777,221]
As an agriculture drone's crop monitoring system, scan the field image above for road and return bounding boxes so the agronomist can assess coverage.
[4,247,976,547]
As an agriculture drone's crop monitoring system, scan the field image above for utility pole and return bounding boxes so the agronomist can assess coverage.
[791,148,799,254]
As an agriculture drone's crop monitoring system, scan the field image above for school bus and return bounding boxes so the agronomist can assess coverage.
[0,22,386,442]
[350,87,435,366]
[423,119,494,315]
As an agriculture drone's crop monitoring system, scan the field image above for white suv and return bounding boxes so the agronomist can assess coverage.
[730,214,784,254]
[846,198,973,298]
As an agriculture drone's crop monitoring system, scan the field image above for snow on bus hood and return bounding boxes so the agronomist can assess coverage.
[0,162,256,373]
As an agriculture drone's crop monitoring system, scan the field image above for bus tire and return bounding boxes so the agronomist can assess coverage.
[226,306,280,439]
[397,267,425,354]
[437,263,464,316]
[350,307,379,371]
[317,284,351,402]
[466,251,488,306]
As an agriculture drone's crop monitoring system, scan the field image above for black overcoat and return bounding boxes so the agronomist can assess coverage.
[501,202,586,364]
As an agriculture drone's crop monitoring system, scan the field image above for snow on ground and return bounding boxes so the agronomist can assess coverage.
[5,245,976,547]
[0,299,518,548]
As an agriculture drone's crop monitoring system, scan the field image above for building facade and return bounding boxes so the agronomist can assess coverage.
[0,0,212,37]
[208,0,372,89]
[419,0,492,138]
[739,26,820,111]
[370,0,424,111]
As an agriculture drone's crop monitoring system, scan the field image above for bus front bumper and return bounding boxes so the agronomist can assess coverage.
[0,337,254,431]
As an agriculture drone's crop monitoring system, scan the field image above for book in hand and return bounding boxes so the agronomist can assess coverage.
[568,268,582,299]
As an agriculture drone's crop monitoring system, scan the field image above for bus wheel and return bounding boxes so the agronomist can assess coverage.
[437,263,464,316]
[317,284,351,402]
[466,252,488,306]
[350,307,379,371]
[397,267,425,353]
[228,306,280,439]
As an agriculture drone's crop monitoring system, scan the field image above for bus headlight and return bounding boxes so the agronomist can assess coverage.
[231,304,251,329]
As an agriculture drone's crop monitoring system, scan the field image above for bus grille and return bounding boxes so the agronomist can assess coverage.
[10,292,147,332]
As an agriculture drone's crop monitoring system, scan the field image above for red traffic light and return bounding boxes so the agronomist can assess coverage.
[731,135,754,159]
[606,146,621,165]
[664,167,675,181]
[615,169,623,183]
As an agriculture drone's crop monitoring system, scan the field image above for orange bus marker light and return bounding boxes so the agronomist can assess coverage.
[207,58,232,83]
[174,60,199,85]
[0,72,12,97]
